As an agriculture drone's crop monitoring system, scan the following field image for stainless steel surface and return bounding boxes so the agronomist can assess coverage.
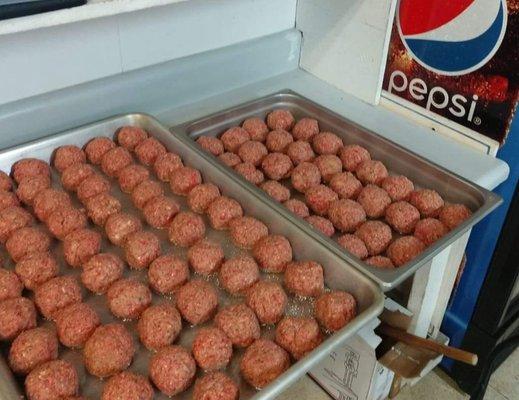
[0,113,384,400]
[172,91,502,290]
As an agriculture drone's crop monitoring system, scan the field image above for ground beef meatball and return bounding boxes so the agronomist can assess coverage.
[246,281,287,324]
[291,162,321,193]
[365,256,395,269]
[266,130,293,153]
[220,255,260,295]
[53,145,86,173]
[187,183,221,214]
[63,228,101,267]
[176,280,218,325]
[116,126,148,151]
[124,231,160,269]
[284,199,310,218]
[0,191,19,211]
[83,323,135,378]
[337,234,369,259]
[409,189,445,218]
[355,221,392,256]
[187,239,224,275]
[117,164,149,193]
[25,360,78,400]
[12,158,50,184]
[193,372,239,400]
[170,166,202,195]
[329,172,362,199]
[313,155,342,182]
[0,297,36,340]
[54,302,100,348]
[229,216,268,249]
[305,215,335,237]
[33,189,71,222]
[131,180,164,209]
[266,110,295,131]
[107,278,152,319]
[85,192,122,226]
[253,235,292,273]
[240,339,290,389]
[101,371,153,400]
[387,236,425,267]
[215,303,260,347]
[357,185,391,218]
[100,147,132,177]
[234,162,264,185]
[356,160,388,185]
[134,137,167,166]
[16,175,51,205]
[261,180,290,202]
[192,327,233,371]
[168,211,206,247]
[338,145,371,172]
[137,303,182,351]
[207,196,243,230]
[0,206,33,243]
[153,152,184,182]
[149,345,196,396]
[218,152,242,168]
[414,218,448,246]
[242,118,269,142]
[315,291,357,332]
[6,227,51,262]
[305,184,338,215]
[148,254,189,294]
[81,253,124,294]
[275,316,322,360]
[15,252,58,290]
[9,327,58,375]
[197,136,224,156]
[284,261,324,297]
[292,118,319,141]
[220,127,250,152]
[105,212,142,246]
[312,132,343,155]
[382,175,414,201]
[34,276,82,320]
[47,207,87,240]
[286,140,315,165]
[84,137,116,165]
[61,163,95,192]
[0,170,12,191]
[439,203,472,230]
[261,153,293,181]
[77,174,111,204]
[385,201,420,234]
[143,196,179,228]
[238,140,268,166]
[328,199,366,233]
[0,269,22,301]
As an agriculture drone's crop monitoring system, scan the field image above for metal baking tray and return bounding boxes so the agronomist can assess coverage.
[0,113,384,400]
[172,90,502,290]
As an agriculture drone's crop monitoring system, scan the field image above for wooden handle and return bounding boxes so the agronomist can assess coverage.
[378,324,478,366]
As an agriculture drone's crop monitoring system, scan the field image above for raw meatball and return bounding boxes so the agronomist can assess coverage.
[170,166,202,195]
[61,163,95,191]
[0,170,13,191]
[54,303,100,348]
[253,235,292,273]
[148,254,189,294]
[266,110,295,131]
[207,196,243,230]
[305,184,338,215]
[154,152,183,182]
[0,205,33,243]
[242,117,269,142]
[337,234,368,259]
[313,155,342,182]
[25,360,78,400]
[131,180,164,209]
[240,339,290,389]
[382,175,414,201]
[365,256,395,269]
[124,231,160,269]
[143,195,179,228]
[169,211,205,247]
[220,127,250,152]
[81,253,124,294]
[34,276,82,320]
[292,118,319,141]
[315,291,357,332]
[0,269,22,301]
[261,153,293,181]
[177,280,218,325]
[355,221,392,256]
[0,191,19,211]
[187,239,224,275]
[238,140,268,166]
[53,145,86,172]
[9,327,58,374]
[439,203,472,230]
[229,216,268,249]
[137,303,182,351]
[215,303,260,347]
[116,126,148,150]
[85,192,122,226]
[305,215,335,237]
[338,145,371,172]
[328,199,366,233]
[117,164,149,193]
[83,323,135,378]
[284,199,310,218]
[33,189,71,222]
[187,183,221,213]
[77,174,110,204]
[329,172,362,199]
[261,180,290,202]
[192,327,232,370]
[63,228,101,267]
[100,147,132,177]
[387,236,425,266]
[246,281,287,324]
[218,152,241,168]
[291,162,321,193]
[16,175,51,205]
[414,218,448,246]
[409,189,445,217]
[193,372,239,400]
[197,136,224,156]
[234,162,264,185]
[0,297,36,340]
[12,158,50,184]
[275,316,322,360]
[385,201,420,234]
[84,137,116,164]
[15,252,58,290]
[312,132,343,155]
[101,371,153,400]
[286,140,315,165]
[357,185,391,218]
[47,207,87,240]
[356,160,388,185]
[284,261,324,297]
[134,137,167,166]
[105,212,142,246]
[149,346,196,396]
[6,227,51,262]
[220,255,260,295]
[107,278,152,319]
[266,130,293,153]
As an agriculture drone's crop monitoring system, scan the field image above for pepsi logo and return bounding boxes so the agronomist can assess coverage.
[397,0,508,75]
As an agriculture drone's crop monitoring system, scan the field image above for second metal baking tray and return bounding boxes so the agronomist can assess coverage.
[171,91,502,290]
